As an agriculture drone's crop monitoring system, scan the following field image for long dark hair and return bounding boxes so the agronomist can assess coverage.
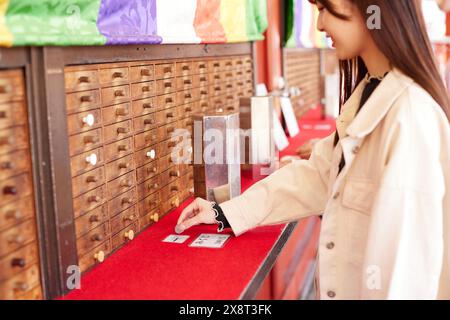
[309,0,450,124]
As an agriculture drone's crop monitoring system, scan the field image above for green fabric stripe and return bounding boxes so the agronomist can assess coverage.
[245,0,268,41]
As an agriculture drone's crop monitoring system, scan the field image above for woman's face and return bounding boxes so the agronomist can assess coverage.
[316,0,370,60]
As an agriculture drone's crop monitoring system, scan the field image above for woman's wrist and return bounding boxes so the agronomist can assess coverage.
[211,202,231,232]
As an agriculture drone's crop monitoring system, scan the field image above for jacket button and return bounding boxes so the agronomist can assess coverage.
[333,192,340,199]
[327,291,336,298]
[352,146,360,154]
[326,242,335,249]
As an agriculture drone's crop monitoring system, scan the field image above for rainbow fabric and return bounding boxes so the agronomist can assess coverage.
[285,0,329,49]
[0,0,267,47]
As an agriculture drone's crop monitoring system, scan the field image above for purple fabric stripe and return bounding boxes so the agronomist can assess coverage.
[97,0,162,45]
[294,0,302,47]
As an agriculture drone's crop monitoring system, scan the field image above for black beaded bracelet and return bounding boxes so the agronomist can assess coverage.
[212,202,231,232]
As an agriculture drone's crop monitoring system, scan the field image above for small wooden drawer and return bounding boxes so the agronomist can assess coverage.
[209,84,223,97]
[139,208,160,229]
[0,101,27,130]
[0,71,25,103]
[155,63,175,80]
[134,129,157,151]
[103,120,133,144]
[0,173,33,206]
[180,171,194,188]
[198,101,209,113]
[105,153,134,182]
[130,64,154,83]
[111,222,138,251]
[160,179,181,202]
[134,144,159,167]
[156,123,178,142]
[176,76,193,91]
[76,222,110,257]
[157,153,175,171]
[210,96,226,112]
[208,72,222,86]
[176,61,192,77]
[104,137,133,162]
[0,264,40,300]
[0,149,31,182]
[102,103,132,125]
[0,242,39,282]
[155,78,176,95]
[67,109,102,135]
[223,81,234,92]
[208,60,223,73]
[136,175,161,200]
[158,137,180,158]
[66,90,101,117]
[232,56,245,68]
[179,162,192,176]
[176,90,195,106]
[108,187,136,218]
[69,128,103,156]
[65,69,99,92]
[161,194,180,214]
[73,185,107,219]
[223,59,234,71]
[74,204,108,238]
[155,107,178,126]
[101,85,130,107]
[78,240,111,273]
[110,205,138,235]
[178,117,194,131]
[99,67,129,87]
[131,81,155,100]
[233,68,245,78]
[136,160,159,184]
[106,171,135,200]
[223,70,234,81]
[132,97,156,117]
[192,74,208,89]
[156,93,176,111]
[71,167,105,198]
[192,61,208,75]
[0,125,29,156]
[138,191,161,217]
[0,196,35,233]
[133,113,157,133]
[160,167,181,188]
[198,87,209,101]
[0,219,36,258]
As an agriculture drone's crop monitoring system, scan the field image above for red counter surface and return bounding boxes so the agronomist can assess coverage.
[61,112,335,300]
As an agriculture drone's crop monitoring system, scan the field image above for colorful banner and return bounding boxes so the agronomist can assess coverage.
[0,0,267,47]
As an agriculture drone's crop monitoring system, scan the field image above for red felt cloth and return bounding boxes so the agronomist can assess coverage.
[61,110,336,300]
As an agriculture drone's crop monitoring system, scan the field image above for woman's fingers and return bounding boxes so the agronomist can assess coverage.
[176,214,202,233]
[177,199,199,225]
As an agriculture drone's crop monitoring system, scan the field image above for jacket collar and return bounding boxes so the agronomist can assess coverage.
[339,67,414,139]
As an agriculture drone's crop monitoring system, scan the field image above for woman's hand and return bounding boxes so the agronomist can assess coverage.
[175,197,217,233]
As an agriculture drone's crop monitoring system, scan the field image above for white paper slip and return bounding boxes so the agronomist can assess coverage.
[163,234,190,244]
[280,97,300,137]
[272,110,289,151]
[189,233,231,249]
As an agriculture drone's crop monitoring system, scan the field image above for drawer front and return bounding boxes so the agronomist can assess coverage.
[0,101,27,130]
[192,61,208,75]
[104,137,133,162]
[156,123,179,142]
[134,129,158,151]
[160,167,181,188]
[74,204,109,238]
[73,185,107,219]
[176,76,193,92]
[155,107,178,126]
[180,171,194,189]
[130,64,154,83]
[176,61,192,77]
[111,222,138,251]
[0,196,35,233]
[65,69,99,92]
[105,153,134,182]
[0,173,33,206]
[209,72,223,85]
[176,89,195,105]
[76,222,110,257]
[156,93,176,110]
[107,187,137,217]
[0,71,25,103]
[134,144,159,168]
[102,103,132,125]
[66,90,101,115]
[158,136,182,158]
[0,242,39,282]
[133,113,157,133]
[160,179,180,202]
[0,219,36,258]
[209,84,223,97]
[71,167,105,198]
[135,159,159,184]
[192,74,209,89]
[70,147,104,177]
[155,63,175,80]
[155,78,176,95]
[0,149,31,181]
[132,97,156,117]
[78,239,111,273]
[103,120,133,144]
[67,109,102,135]
[110,205,138,235]
[161,194,180,214]
[131,81,155,100]
[157,153,175,172]
[106,171,135,200]
[139,208,160,229]
[99,67,129,86]
[138,191,161,217]
[136,174,161,200]
[69,128,103,156]
[101,85,130,107]
[0,126,29,156]
[208,60,223,73]
[0,264,40,300]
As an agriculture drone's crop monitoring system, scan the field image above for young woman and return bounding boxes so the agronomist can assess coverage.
[176,0,450,299]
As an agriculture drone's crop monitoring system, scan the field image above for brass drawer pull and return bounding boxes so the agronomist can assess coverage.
[120,180,133,188]
[226,84,233,88]
[227,107,235,111]
[182,65,190,71]
[78,76,90,83]
[8,234,24,244]
[146,166,157,174]
[141,69,152,76]
[166,126,175,133]
[113,72,124,78]
[166,112,174,118]
[170,186,179,192]
[183,79,191,85]
[171,198,180,207]
[214,75,220,80]
[226,95,234,100]
[225,61,232,66]
[89,215,99,223]
[80,95,92,103]
[226,73,233,77]
[117,127,129,134]
[94,251,105,262]
[164,82,172,88]
[11,258,26,268]
[145,134,157,142]
[5,210,22,220]
[163,66,172,74]
[0,161,12,169]
[118,162,130,169]
[3,186,17,195]
[170,170,180,177]
[0,136,11,146]
[114,90,125,97]
[216,107,224,113]
[186,120,193,126]
[213,62,220,67]
[83,135,99,144]
[150,213,159,222]
[121,197,133,205]
[165,97,173,104]
[214,86,221,91]
[142,86,151,92]
[91,234,103,242]
[200,90,208,95]
[0,111,6,118]
[199,64,206,69]
[123,214,135,222]
[184,93,192,99]
[200,77,207,82]
[117,144,129,152]
[168,141,176,148]
[185,106,192,112]
[201,103,208,108]
[124,230,135,240]
[237,81,244,86]
[115,107,129,116]
[237,71,243,76]
[86,176,98,183]
[143,102,153,109]
[87,195,101,203]
[144,118,155,125]
[148,183,159,190]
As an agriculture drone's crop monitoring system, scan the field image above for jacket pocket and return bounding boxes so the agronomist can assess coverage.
[341,178,375,215]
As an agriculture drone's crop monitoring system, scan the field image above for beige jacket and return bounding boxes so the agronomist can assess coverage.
[221,68,450,299]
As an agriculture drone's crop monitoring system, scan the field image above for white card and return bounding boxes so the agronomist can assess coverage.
[272,110,289,151]
[280,97,300,137]
[189,233,231,249]
[163,234,190,244]
[256,83,268,96]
